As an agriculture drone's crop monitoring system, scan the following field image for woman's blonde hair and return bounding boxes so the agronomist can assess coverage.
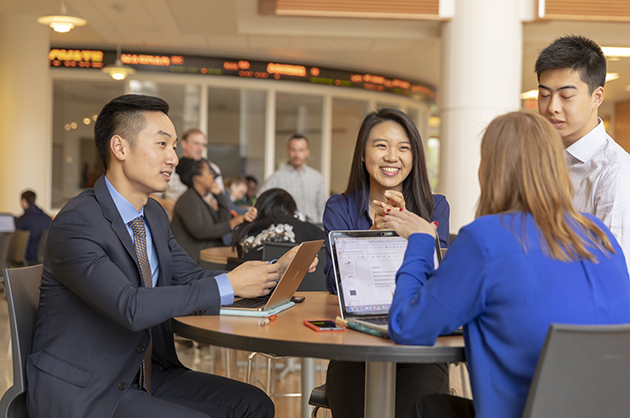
[476,111,613,262]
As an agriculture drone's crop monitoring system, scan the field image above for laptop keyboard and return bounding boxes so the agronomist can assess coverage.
[230,295,270,309]
[357,316,388,325]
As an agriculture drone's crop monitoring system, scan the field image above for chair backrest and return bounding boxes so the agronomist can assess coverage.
[262,241,327,291]
[8,231,30,268]
[35,229,48,265]
[0,232,14,269]
[0,265,43,418]
[522,323,630,418]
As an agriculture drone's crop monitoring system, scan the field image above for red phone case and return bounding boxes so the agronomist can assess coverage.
[303,319,344,332]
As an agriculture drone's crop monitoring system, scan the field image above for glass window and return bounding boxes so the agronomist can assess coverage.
[129,81,200,144]
[207,87,267,183]
[52,80,124,209]
[275,93,323,172]
[330,98,369,195]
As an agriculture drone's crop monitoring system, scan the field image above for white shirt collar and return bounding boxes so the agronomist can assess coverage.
[565,118,607,163]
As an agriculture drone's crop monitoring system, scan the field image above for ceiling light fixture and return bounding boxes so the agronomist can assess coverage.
[101,4,135,81]
[606,73,620,82]
[37,0,87,33]
[602,47,630,57]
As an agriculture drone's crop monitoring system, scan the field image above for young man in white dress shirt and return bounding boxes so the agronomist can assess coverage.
[536,35,630,272]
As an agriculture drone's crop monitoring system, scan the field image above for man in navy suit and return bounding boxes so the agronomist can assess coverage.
[26,95,295,418]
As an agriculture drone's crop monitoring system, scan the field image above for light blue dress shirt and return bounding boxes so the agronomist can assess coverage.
[105,176,160,287]
[105,176,234,304]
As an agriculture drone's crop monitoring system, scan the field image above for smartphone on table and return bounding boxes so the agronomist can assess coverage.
[303,319,344,332]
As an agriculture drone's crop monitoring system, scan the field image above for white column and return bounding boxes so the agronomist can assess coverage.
[439,0,522,232]
[264,89,276,179]
[321,94,332,198]
[0,13,51,215]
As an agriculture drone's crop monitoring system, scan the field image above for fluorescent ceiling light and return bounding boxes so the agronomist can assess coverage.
[602,47,630,57]
[606,73,620,82]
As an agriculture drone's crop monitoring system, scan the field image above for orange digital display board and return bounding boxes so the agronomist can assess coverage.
[48,48,436,101]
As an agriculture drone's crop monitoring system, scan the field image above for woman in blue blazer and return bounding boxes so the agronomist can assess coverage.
[383,111,630,418]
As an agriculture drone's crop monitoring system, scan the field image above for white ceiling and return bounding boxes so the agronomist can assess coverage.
[4,0,630,105]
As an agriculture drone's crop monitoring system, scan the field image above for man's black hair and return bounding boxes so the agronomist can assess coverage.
[535,35,606,93]
[94,94,169,171]
[21,190,36,206]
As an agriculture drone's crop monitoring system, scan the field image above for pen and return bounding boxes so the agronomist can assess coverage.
[230,210,239,217]
[259,314,277,327]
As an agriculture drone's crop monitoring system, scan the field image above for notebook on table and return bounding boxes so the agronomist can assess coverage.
[329,230,441,333]
[221,239,325,315]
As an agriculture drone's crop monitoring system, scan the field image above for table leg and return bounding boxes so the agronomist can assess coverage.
[226,349,238,379]
[301,357,317,418]
[365,361,395,418]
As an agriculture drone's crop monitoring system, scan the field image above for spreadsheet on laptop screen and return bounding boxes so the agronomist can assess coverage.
[335,236,407,314]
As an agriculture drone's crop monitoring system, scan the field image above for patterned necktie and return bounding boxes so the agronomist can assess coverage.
[129,217,153,395]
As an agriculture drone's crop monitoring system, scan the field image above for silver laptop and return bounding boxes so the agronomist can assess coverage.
[329,230,441,332]
[222,239,324,312]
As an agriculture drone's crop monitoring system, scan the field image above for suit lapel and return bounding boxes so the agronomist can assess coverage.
[93,177,142,279]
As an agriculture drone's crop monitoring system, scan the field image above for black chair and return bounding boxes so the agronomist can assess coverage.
[308,384,330,417]
[8,231,30,268]
[0,232,14,269]
[262,241,327,291]
[522,323,630,418]
[35,229,48,265]
[0,265,43,418]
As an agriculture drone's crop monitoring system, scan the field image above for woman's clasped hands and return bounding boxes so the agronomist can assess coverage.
[373,190,437,240]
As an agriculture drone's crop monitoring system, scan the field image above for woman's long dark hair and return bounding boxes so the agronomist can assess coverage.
[231,188,298,249]
[345,108,433,221]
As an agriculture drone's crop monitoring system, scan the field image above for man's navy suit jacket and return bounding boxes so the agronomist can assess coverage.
[26,176,225,418]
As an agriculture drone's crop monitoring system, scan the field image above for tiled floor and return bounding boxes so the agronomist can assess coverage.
[0,294,470,417]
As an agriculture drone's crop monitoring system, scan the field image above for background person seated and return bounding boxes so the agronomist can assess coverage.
[171,157,255,265]
[16,189,52,265]
[383,111,630,418]
[231,188,325,261]
[223,176,249,215]
[235,175,258,206]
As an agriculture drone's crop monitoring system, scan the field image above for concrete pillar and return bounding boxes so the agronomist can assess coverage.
[0,13,52,215]
[439,0,522,232]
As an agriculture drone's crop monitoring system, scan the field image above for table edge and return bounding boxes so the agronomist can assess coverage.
[171,318,465,363]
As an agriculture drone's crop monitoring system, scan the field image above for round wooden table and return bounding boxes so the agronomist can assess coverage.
[172,291,465,418]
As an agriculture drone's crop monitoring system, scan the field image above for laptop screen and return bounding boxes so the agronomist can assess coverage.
[331,231,407,316]
[0,213,15,233]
